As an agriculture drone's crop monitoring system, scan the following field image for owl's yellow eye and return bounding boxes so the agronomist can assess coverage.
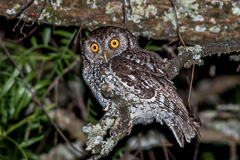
[110,39,119,48]
[91,43,99,53]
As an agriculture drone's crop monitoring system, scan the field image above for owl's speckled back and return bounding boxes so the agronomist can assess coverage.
[82,26,201,148]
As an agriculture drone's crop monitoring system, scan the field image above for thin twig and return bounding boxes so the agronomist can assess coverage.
[35,127,52,154]
[0,35,82,154]
[7,24,38,43]
[11,0,33,18]
[122,0,127,28]
[138,133,144,160]
[33,0,47,24]
[155,131,169,160]
[74,23,84,44]
[229,141,237,160]
[73,23,84,53]
[188,63,195,105]
[169,0,186,47]
[193,139,200,160]
[147,150,156,160]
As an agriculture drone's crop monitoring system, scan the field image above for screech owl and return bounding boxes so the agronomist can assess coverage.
[82,26,201,148]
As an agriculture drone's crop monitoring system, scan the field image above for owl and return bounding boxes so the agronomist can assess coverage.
[82,26,201,148]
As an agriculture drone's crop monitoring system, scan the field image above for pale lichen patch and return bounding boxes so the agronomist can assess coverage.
[232,2,240,15]
[87,0,97,9]
[5,4,21,15]
[105,2,121,14]
[192,15,204,22]
[100,138,115,155]
[183,45,204,68]
[210,17,216,24]
[163,0,204,29]
[142,31,155,39]
[209,26,221,33]
[39,8,52,20]
[195,25,206,32]
[128,1,158,23]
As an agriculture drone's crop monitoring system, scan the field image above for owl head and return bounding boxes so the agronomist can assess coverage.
[82,26,138,63]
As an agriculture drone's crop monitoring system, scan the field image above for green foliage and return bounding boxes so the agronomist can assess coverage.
[200,152,216,160]
[87,99,98,124]
[0,27,80,159]
[144,40,161,51]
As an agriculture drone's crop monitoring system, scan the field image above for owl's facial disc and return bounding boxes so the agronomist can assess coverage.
[83,26,139,63]
[97,38,120,63]
[98,50,112,63]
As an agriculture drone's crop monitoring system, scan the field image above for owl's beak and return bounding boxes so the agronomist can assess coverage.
[99,50,113,63]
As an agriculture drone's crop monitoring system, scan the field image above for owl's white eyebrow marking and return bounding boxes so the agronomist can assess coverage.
[128,74,136,80]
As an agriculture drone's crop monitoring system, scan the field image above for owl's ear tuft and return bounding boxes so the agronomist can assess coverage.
[127,33,138,48]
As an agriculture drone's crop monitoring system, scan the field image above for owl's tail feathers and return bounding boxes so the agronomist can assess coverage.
[160,109,201,148]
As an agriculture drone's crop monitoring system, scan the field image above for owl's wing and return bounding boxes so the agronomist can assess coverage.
[110,49,201,147]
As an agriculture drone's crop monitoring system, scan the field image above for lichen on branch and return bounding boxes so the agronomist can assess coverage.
[166,39,240,80]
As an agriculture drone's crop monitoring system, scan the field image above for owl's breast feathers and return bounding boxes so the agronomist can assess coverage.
[109,48,201,147]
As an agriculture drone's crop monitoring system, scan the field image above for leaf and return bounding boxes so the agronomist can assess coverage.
[54,30,72,38]
[145,45,160,51]
[144,41,160,51]
[30,36,38,46]
[20,135,44,148]
[66,48,78,58]
[14,88,32,119]
[13,84,25,107]
[33,80,50,90]
[28,123,40,130]
[26,71,35,82]
[0,99,8,124]
[24,150,39,160]
[24,62,32,73]
[5,136,28,160]
[42,27,52,46]
[0,76,15,100]
[8,102,15,120]
[20,89,32,109]
[60,38,70,45]
[63,57,70,66]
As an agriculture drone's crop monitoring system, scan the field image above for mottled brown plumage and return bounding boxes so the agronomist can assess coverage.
[82,26,201,147]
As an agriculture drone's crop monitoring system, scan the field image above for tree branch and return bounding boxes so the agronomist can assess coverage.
[166,39,240,80]
[1,0,240,43]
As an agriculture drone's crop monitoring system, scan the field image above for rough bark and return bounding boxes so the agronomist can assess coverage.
[1,0,240,43]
